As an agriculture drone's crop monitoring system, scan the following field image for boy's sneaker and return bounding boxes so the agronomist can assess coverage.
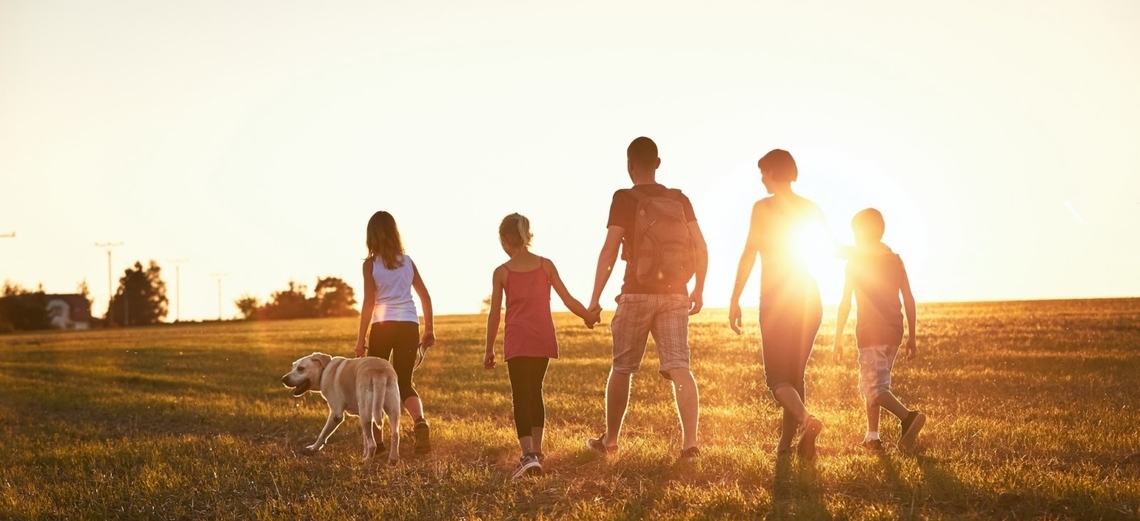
[511,453,543,479]
[680,446,700,462]
[413,418,431,454]
[899,411,926,451]
[861,439,884,452]
[796,416,824,461]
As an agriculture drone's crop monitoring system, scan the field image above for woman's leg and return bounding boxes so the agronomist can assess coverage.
[762,310,806,452]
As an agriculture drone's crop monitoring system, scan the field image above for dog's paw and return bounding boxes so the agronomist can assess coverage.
[302,444,321,454]
[387,458,399,466]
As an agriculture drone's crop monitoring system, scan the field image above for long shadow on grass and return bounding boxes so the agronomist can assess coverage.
[911,454,1137,520]
[876,452,923,519]
[768,454,831,520]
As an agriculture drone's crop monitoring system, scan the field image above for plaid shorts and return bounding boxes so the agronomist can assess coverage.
[610,294,691,378]
[857,343,900,401]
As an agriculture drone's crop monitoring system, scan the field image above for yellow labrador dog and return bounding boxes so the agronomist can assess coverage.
[281,352,400,464]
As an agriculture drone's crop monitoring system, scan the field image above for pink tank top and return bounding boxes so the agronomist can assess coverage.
[503,260,559,360]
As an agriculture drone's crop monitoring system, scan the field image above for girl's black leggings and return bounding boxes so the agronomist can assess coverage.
[507,356,550,439]
[368,321,420,403]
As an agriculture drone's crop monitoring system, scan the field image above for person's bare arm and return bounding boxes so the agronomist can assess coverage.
[834,275,854,363]
[588,226,625,319]
[729,202,764,334]
[544,259,594,328]
[410,261,435,349]
[807,201,851,261]
[484,267,506,369]
[900,263,917,360]
[355,260,376,357]
[687,221,709,315]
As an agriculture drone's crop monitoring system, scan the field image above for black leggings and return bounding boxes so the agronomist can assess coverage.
[507,356,549,439]
[368,321,420,403]
[759,285,822,401]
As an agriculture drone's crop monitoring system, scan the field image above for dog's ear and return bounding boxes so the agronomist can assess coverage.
[310,352,332,370]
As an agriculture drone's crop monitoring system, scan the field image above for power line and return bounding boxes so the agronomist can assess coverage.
[167,259,188,322]
[0,232,14,239]
[95,242,123,323]
[209,272,227,321]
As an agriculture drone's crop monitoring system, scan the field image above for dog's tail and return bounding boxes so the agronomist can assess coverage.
[368,375,383,423]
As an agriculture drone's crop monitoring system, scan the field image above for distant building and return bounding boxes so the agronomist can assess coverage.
[46,294,93,330]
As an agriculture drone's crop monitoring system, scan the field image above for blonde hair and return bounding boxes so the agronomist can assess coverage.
[498,213,533,249]
[366,211,405,270]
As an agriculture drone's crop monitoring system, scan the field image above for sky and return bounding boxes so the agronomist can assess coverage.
[1,1,1138,321]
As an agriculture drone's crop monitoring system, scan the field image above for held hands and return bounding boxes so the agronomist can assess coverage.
[904,335,917,361]
[585,303,603,329]
[728,302,743,335]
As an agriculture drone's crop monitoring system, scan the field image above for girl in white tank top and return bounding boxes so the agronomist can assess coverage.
[370,254,419,323]
[354,211,436,453]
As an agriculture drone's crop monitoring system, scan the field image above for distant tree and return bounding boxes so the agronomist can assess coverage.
[262,281,315,320]
[312,276,357,317]
[481,294,504,315]
[77,279,94,310]
[0,281,52,332]
[107,261,168,326]
[234,294,262,321]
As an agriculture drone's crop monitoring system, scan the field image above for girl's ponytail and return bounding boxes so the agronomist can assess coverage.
[499,213,533,249]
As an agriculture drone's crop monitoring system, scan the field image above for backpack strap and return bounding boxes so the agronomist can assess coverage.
[619,188,645,202]
[620,187,684,201]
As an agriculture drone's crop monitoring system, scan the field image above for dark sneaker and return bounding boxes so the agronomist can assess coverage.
[534,452,546,465]
[414,419,431,454]
[862,439,884,452]
[511,453,543,479]
[899,411,926,451]
[680,446,700,462]
[586,433,617,455]
[796,417,824,461]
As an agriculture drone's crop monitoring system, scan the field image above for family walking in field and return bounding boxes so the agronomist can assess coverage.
[281,136,927,480]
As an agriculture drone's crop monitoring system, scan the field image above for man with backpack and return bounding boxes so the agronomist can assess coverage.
[584,136,709,462]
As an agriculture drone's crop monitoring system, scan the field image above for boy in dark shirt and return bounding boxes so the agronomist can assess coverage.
[834,208,926,451]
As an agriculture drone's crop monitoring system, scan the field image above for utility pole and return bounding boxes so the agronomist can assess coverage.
[167,259,188,322]
[209,273,227,321]
[95,242,123,325]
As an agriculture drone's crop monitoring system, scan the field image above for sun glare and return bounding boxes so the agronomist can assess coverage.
[794,222,846,304]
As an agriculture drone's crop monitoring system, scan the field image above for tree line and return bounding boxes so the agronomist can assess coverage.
[235,277,357,321]
[1,260,357,332]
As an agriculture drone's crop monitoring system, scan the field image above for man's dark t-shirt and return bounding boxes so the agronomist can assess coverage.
[606,183,697,296]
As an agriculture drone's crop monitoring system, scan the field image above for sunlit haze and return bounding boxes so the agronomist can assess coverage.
[2,1,1138,321]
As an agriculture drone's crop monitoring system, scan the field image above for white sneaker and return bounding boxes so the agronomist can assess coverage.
[511,453,543,479]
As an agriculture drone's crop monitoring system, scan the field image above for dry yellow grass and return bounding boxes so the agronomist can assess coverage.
[1,299,1138,519]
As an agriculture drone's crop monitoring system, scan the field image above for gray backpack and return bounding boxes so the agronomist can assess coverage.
[621,188,697,288]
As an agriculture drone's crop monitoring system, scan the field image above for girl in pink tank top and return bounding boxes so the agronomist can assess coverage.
[484,213,595,479]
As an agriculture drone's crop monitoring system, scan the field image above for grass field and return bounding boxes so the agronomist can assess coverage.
[2,299,1139,520]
